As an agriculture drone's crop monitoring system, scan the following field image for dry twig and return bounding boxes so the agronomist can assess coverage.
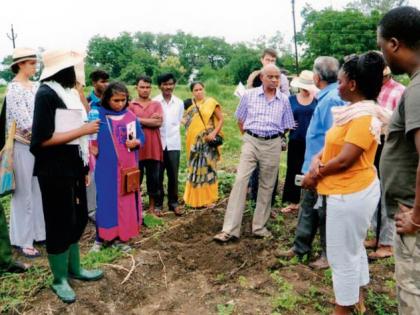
[157,251,168,289]
[103,263,130,273]
[121,254,136,285]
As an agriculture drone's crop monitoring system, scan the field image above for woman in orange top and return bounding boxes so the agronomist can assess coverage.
[302,52,391,315]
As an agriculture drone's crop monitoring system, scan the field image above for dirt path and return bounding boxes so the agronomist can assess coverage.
[20,206,396,315]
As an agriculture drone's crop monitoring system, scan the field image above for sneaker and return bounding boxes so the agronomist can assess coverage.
[112,241,132,253]
[274,248,296,258]
[253,228,272,238]
[89,241,103,253]
[309,256,329,270]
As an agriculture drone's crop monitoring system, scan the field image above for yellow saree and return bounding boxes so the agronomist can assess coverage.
[183,97,222,208]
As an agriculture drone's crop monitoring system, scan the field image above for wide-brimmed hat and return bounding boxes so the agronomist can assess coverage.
[291,70,317,91]
[383,66,391,76]
[40,49,84,81]
[10,47,37,67]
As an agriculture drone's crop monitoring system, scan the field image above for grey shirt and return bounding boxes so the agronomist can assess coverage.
[380,71,420,218]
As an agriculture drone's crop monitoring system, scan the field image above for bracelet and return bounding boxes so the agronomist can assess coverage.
[409,217,420,228]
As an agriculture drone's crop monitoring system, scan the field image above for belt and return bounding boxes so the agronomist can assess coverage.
[245,130,283,140]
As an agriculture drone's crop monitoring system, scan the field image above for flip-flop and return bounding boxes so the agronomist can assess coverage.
[213,232,236,243]
[280,205,299,213]
[19,247,41,259]
[368,246,393,260]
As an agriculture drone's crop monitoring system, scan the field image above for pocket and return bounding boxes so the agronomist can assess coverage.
[396,233,416,258]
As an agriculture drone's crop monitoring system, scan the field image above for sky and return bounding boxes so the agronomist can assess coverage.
[0,0,419,60]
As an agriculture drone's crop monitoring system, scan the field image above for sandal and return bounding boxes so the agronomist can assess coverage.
[19,247,41,258]
[368,245,393,260]
[213,232,236,243]
[4,261,31,273]
[280,204,299,214]
[112,241,132,253]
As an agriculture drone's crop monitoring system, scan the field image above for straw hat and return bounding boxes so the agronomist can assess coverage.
[291,70,316,91]
[10,47,37,67]
[383,66,391,76]
[39,49,84,81]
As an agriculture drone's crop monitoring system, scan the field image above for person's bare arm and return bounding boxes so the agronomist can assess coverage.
[317,143,364,177]
[237,121,244,134]
[205,106,224,141]
[41,120,100,147]
[138,114,163,128]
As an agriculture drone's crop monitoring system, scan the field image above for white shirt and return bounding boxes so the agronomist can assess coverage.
[153,94,184,151]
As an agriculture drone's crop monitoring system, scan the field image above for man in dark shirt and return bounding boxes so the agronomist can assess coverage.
[378,6,420,313]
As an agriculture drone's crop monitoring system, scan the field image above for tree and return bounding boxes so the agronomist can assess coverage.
[157,56,187,83]
[224,44,260,84]
[0,56,14,83]
[347,0,408,13]
[298,7,382,68]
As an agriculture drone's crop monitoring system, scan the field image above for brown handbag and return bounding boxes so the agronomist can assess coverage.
[106,117,140,195]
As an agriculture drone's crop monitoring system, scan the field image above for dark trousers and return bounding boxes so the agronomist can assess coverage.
[156,149,180,210]
[249,165,278,206]
[293,189,326,257]
[38,176,88,254]
[0,202,13,271]
[282,139,305,204]
[139,159,162,199]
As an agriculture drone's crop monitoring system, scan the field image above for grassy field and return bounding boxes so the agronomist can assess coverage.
[0,83,396,314]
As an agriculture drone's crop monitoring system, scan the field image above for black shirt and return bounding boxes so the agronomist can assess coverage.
[30,84,88,177]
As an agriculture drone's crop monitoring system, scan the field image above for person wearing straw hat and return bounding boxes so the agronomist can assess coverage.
[281,70,318,214]
[30,49,103,303]
[5,47,45,258]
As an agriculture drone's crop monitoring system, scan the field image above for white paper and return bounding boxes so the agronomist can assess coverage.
[55,109,84,145]
[234,82,246,98]
[126,121,136,141]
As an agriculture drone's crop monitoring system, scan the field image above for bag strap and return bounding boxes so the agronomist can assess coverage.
[193,99,209,134]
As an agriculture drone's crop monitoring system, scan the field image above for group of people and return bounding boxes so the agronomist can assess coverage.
[0,5,420,314]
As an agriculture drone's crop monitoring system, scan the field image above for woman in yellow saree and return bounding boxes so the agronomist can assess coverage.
[183,82,224,208]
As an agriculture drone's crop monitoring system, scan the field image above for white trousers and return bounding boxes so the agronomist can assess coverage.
[326,179,380,306]
[9,142,45,247]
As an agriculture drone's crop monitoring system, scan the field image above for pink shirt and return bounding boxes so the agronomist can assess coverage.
[378,78,405,111]
[129,101,163,161]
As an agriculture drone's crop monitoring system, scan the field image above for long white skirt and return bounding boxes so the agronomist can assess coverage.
[9,142,45,248]
[326,178,380,306]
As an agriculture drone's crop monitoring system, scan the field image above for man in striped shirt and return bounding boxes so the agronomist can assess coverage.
[214,64,294,242]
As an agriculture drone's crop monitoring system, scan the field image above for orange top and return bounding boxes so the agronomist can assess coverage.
[317,116,378,195]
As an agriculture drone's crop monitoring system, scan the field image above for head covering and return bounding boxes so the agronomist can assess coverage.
[39,49,84,81]
[290,70,317,91]
[10,47,37,67]
[383,66,391,76]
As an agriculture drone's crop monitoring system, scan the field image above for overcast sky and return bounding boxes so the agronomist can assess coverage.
[1,0,419,60]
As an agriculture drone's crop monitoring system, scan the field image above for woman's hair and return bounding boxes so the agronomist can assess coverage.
[41,66,76,88]
[11,63,20,74]
[190,81,204,91]
[341,51,385,100]
[101,82,130,110]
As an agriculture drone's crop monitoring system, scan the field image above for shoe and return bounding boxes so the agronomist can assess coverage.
[112,241,132,253]
[18,247,41,259]
[274,248,296,258]
[68,243,103,281]
[253,228,272,238]
[368,245,393,260]
[213,232,237,243]
[309,256,329,270]
[89,241,103,253]
[47,251,76,303]
[1,260,31,274]
[364,238,378,249]
[173,206,184,216]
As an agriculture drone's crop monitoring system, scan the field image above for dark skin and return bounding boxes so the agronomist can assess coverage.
[134,80,162,128]
[377,27,420,234]
[302,69,366,191]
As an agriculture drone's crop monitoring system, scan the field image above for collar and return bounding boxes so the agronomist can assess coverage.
[157,94,176,105]
[317,82,338,101]
[89,90,101,103]
[257,85,283,100]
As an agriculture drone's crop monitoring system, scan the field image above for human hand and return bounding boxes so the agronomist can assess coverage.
[126,139,140,149]
[302,173,317,190]
[205,131,217,142]
[81,120,100,136]
[89,143,98,156]
[395,204,420,235]
[85,175,91,187]
[151,113,162,119]
[309,157,323,179]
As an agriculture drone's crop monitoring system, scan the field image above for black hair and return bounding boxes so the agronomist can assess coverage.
[379,6,420,49]
[341,51,385,100]
[190,81,204,91]
[157,73,176,86]
[90,70,110,83]
[262,48,277,58]
[101,82,130,111]
[137,75,152,85]
[41,66,76,88]
[11,64,20,74]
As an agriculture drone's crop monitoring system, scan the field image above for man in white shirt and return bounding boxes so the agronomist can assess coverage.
[153,73,184,216]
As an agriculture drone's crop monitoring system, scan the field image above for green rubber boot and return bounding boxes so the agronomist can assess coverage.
[47,251,76,303]
[68,243,103,281]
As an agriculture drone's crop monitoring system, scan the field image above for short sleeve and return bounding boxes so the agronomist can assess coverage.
[235,93,248,122]
[344,116,375,151]
[404,83,420,136]
[281,98,295,130]
[30,87,57,155]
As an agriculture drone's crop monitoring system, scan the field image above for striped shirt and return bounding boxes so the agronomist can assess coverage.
[235,86,295,136]
[377,78,405,111]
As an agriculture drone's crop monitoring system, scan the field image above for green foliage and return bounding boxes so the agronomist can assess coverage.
[366,289,398,315]
[347,0,408,13]
[217,303,235,315]
[271,271,301,312]
[82,247,124,269]
[298,7,382,68]
[143,213,165,229]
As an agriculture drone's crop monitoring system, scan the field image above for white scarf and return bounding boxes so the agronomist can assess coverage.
[331,100,392,144]
[44,81,89,166]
